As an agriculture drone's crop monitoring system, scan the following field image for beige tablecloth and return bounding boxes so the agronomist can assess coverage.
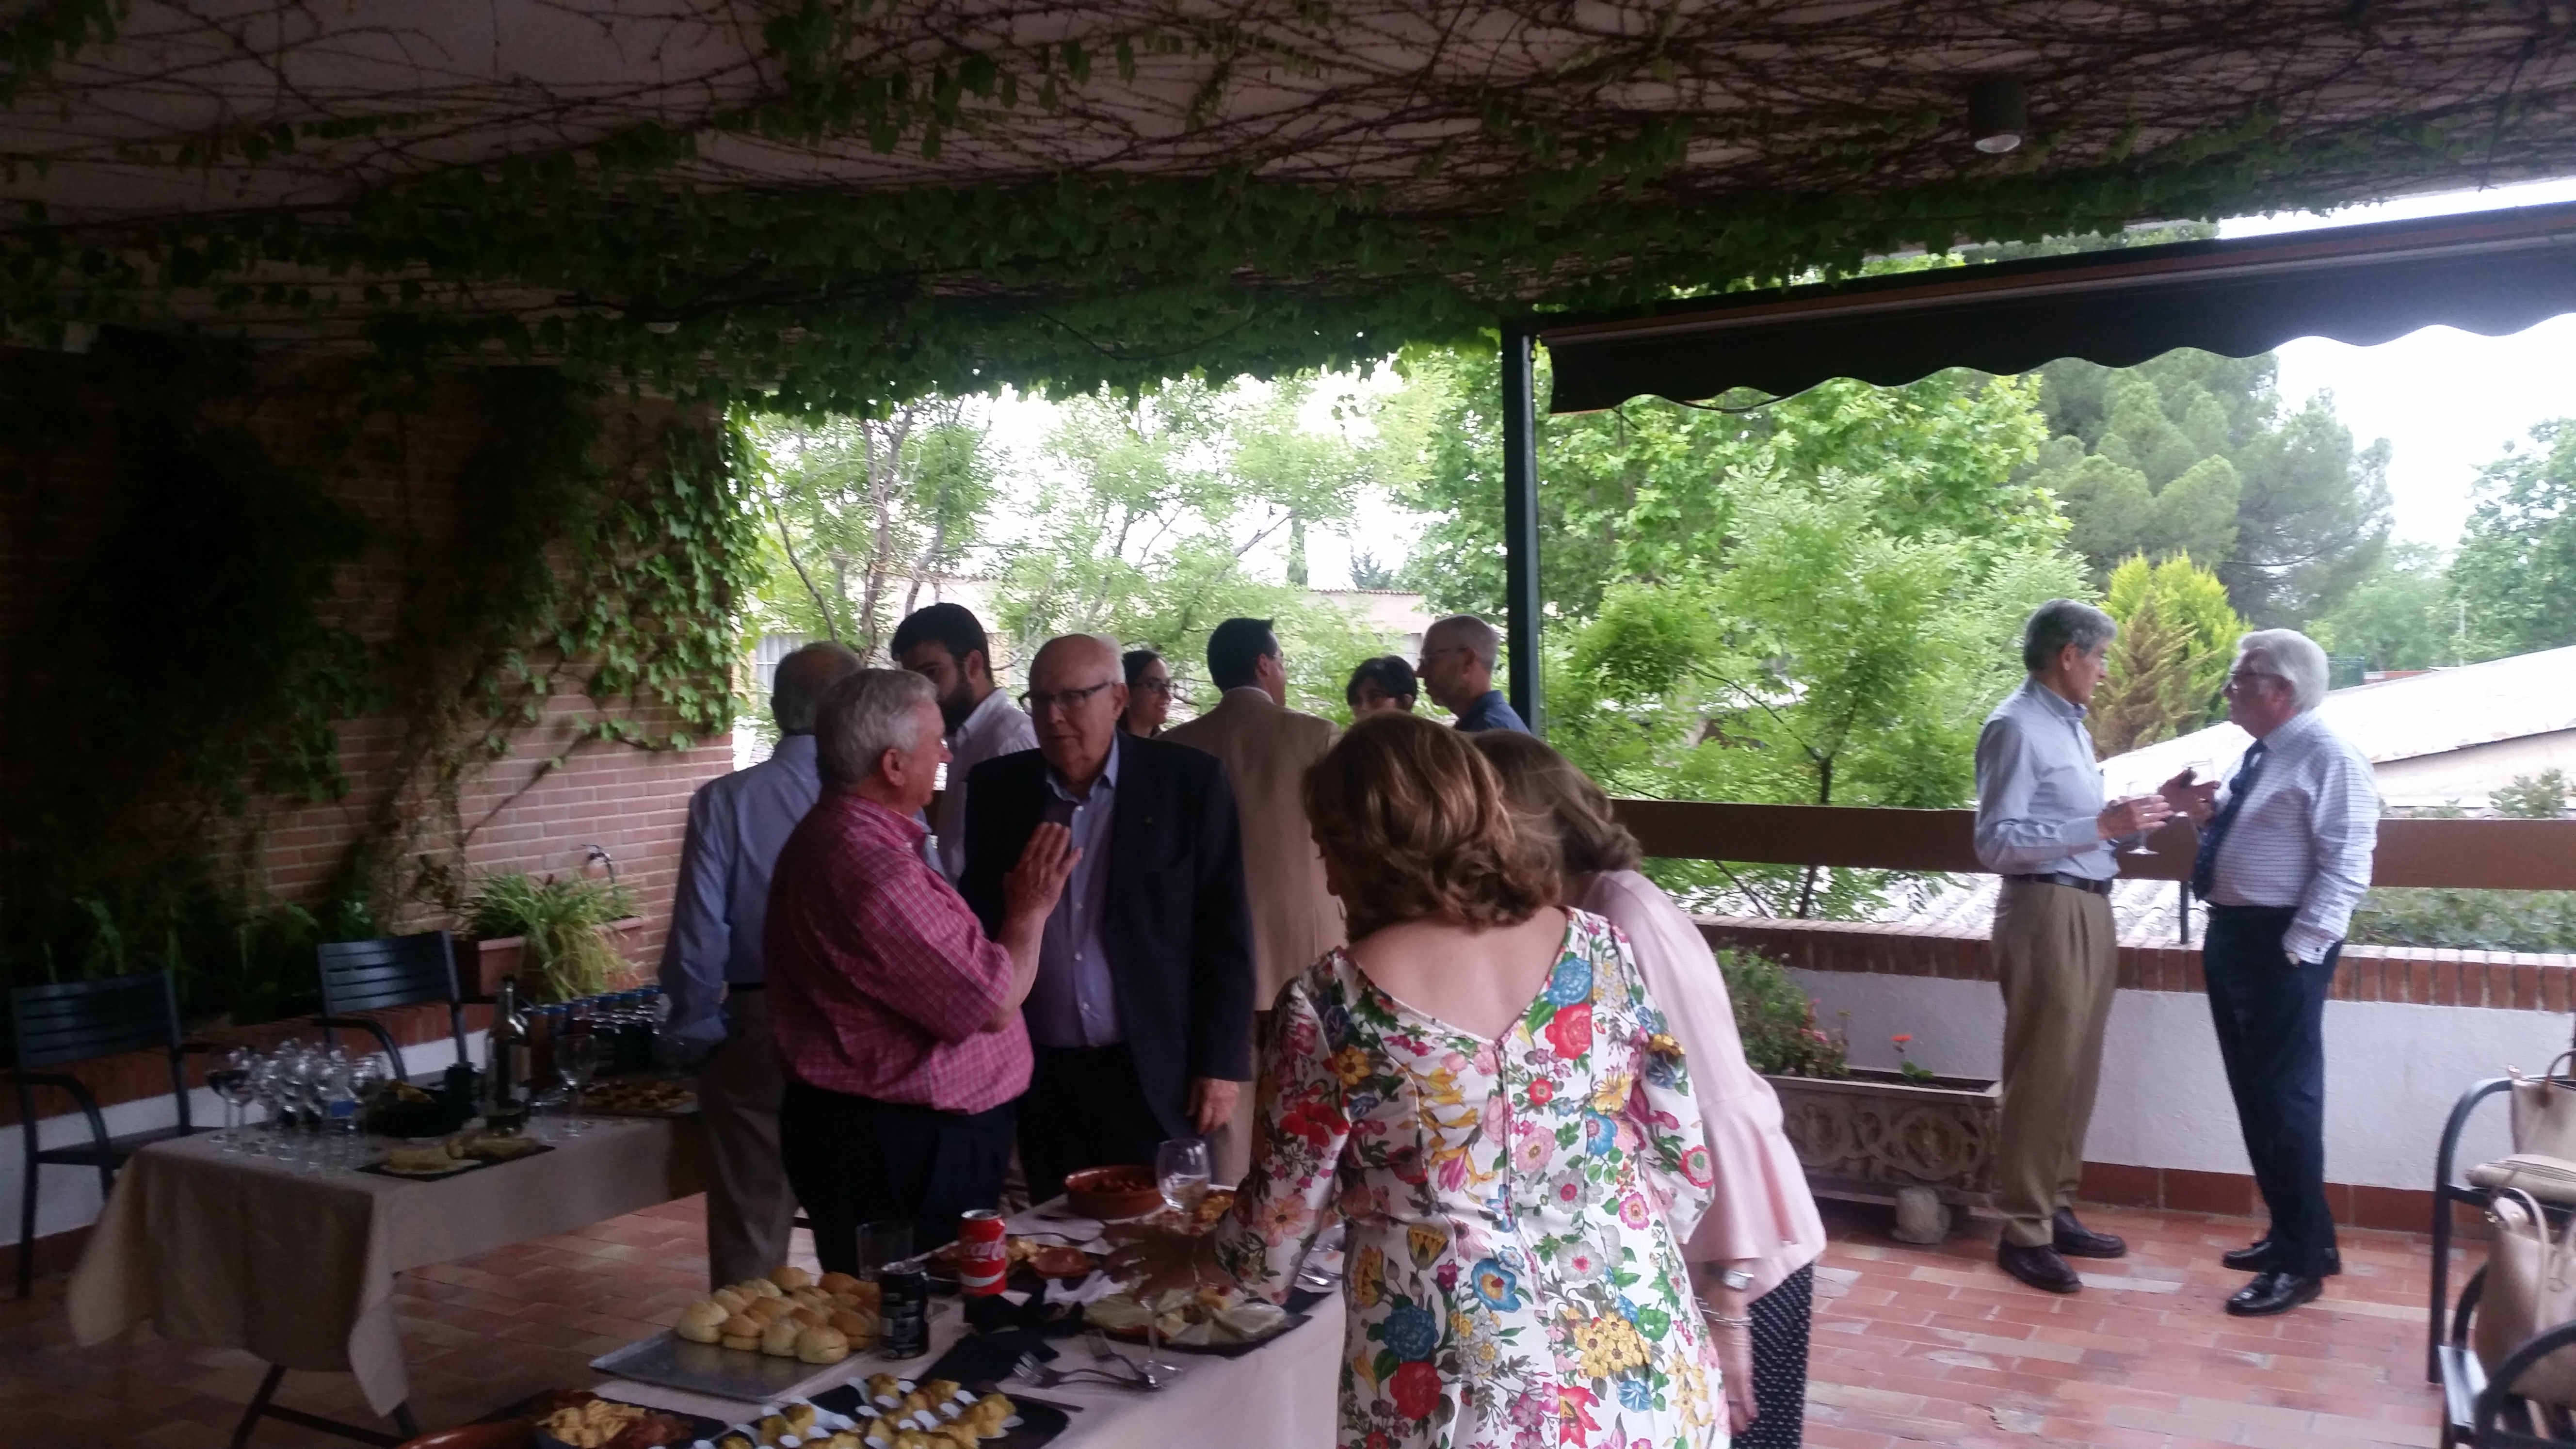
[68,1119,708,1415]
[601,1287,1344,1449]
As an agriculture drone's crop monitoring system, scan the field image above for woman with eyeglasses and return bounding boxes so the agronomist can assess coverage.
[1120,648,1173,738]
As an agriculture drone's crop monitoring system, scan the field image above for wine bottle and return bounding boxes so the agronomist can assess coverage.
[484,974,532,1134]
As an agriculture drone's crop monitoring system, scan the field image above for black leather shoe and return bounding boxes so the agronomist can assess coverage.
[2220,1239,2343,1275]
[2225,1271,2324,1317]
[2052,1208,2127,1259]
[1998,1241,2083,1293]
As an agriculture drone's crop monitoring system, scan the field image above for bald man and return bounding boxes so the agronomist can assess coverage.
[958,634,1257,1202]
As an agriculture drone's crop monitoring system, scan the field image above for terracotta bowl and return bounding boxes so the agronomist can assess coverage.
[1063,1164,1163,1220]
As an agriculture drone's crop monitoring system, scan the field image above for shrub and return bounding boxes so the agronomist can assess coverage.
[465,871,635,1003]
[1716,945,1849,1079]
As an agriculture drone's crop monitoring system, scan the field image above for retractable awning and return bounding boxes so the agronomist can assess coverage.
[1539,200,2576,415]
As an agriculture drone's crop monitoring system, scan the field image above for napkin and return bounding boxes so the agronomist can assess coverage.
[1042,1272,1119,1308]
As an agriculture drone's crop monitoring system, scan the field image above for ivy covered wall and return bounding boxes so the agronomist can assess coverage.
[0,334,757,1025]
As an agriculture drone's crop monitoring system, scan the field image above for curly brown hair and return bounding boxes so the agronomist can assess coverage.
[1471,731,1644,877]
[1302,712,1558,939]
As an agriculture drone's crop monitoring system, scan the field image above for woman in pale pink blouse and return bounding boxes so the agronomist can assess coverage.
[1477,733,1827,1448]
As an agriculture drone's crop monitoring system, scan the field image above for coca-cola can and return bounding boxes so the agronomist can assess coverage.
[956,1208,1009,1296]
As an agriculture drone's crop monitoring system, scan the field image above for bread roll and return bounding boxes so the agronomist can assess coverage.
[740,1277,783,1299]
[829,1309,876,1342]
[745,1296,792,1323]
[760,1318,802,1356]
[797,1325,850,1364]
[769,1264,814,1291]
[676,1300,728,1343]
[817,1271,862,1294]
[719,1312,763,1351]
[710,1287,749,1313]
[789,1304,827,1328]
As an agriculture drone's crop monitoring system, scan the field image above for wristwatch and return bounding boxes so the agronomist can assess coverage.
[1718,1266,1754,1292]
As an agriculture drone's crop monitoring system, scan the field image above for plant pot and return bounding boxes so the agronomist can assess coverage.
[1764,1067,2003,1206]
[464,916,650,998]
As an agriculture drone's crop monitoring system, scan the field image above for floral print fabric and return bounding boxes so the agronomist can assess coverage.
[1213,909,1724,1449]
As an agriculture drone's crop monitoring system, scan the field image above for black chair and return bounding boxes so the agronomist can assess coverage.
[7,969,210,1297]
[313,932,471,1075]
[2436,1077,2518,1381]
[2437,1263,2576,1447]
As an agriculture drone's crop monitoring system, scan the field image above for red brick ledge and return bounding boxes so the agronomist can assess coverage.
[1695,915,2576,1012]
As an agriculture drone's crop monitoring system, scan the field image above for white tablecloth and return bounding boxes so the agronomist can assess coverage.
[68,1117,708,1414]
[602,1287,1344,1449]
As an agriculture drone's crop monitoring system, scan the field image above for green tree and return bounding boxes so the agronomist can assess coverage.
[992,376,1385,716]
[2449,419,2576,661]
[2092,553,2245,755]
[750,402,998,658]
[2311,542,2453,672]
[2023,351,2391,626]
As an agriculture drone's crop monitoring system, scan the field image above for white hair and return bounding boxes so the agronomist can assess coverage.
[815,669,938,788]
[2235,629,2331,712]
[1429,614,1501,668]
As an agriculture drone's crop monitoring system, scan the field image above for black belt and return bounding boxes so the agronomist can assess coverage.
[2006,872,2113,897]
[725,981,765,992]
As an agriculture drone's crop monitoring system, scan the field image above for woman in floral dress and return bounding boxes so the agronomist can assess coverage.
[1137,714,1724,1449]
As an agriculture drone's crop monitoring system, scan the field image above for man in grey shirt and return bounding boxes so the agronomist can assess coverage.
[1973,600,2206,1295]
[659,641,862,1287]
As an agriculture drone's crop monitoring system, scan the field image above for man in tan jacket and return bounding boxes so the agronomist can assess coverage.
[1164,617,1344,1183]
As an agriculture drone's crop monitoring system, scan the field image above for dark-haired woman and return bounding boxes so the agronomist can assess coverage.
[1122,713,1724,1448]
[1343,654,1418,718]
[1119,648,1172,738]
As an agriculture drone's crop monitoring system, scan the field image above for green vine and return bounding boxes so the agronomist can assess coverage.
[0,336,762,1023]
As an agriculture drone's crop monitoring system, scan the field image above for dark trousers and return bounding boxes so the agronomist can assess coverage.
[2202,904,2341,1277]
[778,1079,1013,1278]
[1018,1043,1172,1206]
[1738,1262,1814,1449]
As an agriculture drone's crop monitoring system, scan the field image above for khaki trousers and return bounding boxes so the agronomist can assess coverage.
[697,987,800,1288]
[1993,879,2119,1248]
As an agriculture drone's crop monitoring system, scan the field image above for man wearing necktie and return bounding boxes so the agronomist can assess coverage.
[2190,629,2379,1317]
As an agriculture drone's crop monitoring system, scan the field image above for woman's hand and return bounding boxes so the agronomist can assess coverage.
[1711,1318,1756,1433]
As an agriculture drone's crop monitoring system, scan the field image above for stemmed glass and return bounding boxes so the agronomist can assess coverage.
[556,1025,597,1137]
[248,1055,286,1158]
[209,1047,254,1150]
[1141,1137,1213,1383]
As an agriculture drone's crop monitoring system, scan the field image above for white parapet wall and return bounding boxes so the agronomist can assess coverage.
[1790,968,2568,1192]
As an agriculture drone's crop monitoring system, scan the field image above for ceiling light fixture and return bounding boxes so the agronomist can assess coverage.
[1969,77,2028,155]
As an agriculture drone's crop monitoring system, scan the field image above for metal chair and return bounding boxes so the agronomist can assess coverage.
[313,932,468,1075]
[7,969,209,1297]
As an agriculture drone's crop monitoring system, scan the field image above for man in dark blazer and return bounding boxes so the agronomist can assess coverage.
[960,632,1257,1202]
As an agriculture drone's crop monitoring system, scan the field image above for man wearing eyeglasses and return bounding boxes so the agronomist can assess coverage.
[1418,614,1530,735]
[958,633,1257,1204]
[2192,629,2378,1318]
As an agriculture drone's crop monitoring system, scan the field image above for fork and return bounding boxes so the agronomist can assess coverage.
[1082,1328,1151,1384]
[1011,1352,1158,1392]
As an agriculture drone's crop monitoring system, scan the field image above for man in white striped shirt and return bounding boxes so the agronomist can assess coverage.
[2190,628,2379,1318]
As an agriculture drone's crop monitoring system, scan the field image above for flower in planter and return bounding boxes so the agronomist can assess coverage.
[1892,1033,1938,1084]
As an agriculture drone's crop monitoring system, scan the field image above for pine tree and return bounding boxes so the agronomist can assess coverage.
[2093,553,2247,757]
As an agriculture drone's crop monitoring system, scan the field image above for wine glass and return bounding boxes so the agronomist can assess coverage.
[247,1054,284,1158]
[556,1025,597,1137]
[209,1047,253,1149]
[1142,1137,1213,1383]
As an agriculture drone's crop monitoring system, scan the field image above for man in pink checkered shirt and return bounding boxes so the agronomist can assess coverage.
[767,668,1076,1274]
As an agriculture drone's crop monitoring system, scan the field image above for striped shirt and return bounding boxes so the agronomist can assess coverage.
[2202,708,2381,964]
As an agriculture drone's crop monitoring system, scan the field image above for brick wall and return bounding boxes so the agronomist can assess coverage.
[0,339,732,1000]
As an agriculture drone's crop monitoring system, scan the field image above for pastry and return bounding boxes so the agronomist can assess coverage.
[860,1423,894,1449]
[825,1435,863,1449]
[740,1276,783,1299]
[715,1436,755,1449]
[745,1296,792,1323]
[769,1264,814,1291]
[538,1400,645,1449]
[829,1309,877,1342]
[711,1286,750,1313]
[817,1271,861,1293]
[675,1300,728,1344]
[789,1304,827,1328]
[781,1403,818,1437]
[920,1381,962,1405]
[760,1319,802,1357]
[893,1433,932,1449]
[796,1324,850,1364]
[719,1313,763,1351]
[865,1374,902,1402]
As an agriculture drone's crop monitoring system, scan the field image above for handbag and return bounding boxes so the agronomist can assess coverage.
[2474,1187,2576,1404]
[2510,1052,2576,1159]
[2470,1156,2576,1208]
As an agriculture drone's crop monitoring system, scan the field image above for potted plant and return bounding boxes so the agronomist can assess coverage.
[462,871,642,1002]
[1723,947,2001,1240]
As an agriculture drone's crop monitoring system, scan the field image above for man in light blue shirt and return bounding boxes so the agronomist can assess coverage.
[1026,731,1122,1046]
[659,641,861,1287]
[1972,599,2202,1296]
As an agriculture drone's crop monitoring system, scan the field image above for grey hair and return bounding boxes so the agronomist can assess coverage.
[1430,614,1501,668]
[2234,629,2331,712]
[771,641,864,735]
[2020,598,2118,674]
[814,668,938,789]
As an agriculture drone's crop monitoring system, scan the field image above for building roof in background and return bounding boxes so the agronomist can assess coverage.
[2100,644,2576,797]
